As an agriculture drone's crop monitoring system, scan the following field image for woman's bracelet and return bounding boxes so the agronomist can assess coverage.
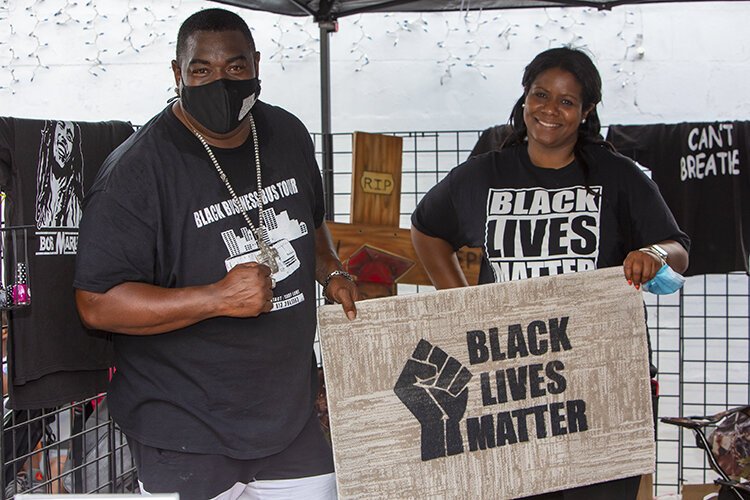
[322,269,354,300]
[638,246,666,266]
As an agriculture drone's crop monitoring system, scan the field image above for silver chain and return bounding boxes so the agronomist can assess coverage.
[191,114,279,273]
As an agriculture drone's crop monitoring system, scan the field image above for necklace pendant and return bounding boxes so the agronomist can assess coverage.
[257,239,280,274]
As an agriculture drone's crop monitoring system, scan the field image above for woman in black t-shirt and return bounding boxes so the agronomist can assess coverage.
[411,47,690,500]
[412,46,688,292]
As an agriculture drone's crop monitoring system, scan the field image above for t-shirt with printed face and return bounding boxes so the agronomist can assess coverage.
[412,144,690,286]
[73,101,325,459]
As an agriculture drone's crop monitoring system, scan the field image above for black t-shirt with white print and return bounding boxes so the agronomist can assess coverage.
[73,101,325,459]
[412,143,690,285]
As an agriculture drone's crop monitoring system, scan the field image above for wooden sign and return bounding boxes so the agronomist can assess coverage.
[351,132,403,227]
[318,267,655,499]
[327,221,482,286]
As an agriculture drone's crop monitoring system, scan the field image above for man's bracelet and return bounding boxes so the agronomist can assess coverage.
[322,269,354,299]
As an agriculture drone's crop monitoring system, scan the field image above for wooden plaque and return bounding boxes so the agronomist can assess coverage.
[351,132,403,227]
[327,221,482,286]
[318,267,655,499]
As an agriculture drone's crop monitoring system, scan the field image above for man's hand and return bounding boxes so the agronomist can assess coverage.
[394,339,473,461]
[314,222,359,321]
[325,276,359,321]
[214,263,274,317]
[76,263,274,336]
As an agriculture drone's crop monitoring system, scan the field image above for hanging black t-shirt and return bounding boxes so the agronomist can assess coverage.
[607,122,750,276]
[0,117,133,409]
[73,102,325,459]
[412,144,690,285]
[468,124,512,159]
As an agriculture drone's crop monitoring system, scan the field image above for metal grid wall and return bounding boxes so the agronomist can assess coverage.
[312,130,750,496]
[0,129,746,497]
[0,397,137,495]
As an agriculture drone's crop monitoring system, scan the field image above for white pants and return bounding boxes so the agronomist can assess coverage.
[139,472,338,500]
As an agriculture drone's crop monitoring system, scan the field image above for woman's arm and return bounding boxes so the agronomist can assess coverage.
[411,225,469,290]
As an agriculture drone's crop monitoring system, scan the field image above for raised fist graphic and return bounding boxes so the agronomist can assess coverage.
[393,339,473,461]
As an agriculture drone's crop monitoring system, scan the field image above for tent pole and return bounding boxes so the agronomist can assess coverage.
[319,20,336,221]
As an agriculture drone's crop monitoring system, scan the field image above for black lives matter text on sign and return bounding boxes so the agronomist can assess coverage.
[394,315,587,462]
[485,187,601,282]
[464,316,587,454]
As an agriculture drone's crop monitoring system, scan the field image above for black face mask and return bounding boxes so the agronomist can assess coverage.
[180,77,261,134]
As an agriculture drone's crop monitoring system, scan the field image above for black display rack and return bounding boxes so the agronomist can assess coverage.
[0,225,33,311]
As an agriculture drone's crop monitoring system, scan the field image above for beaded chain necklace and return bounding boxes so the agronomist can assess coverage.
[191,113,280,274]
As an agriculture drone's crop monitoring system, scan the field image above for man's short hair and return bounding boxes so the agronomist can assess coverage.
[176,8,255,63]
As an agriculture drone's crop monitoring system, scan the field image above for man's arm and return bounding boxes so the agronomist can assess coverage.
[411,226,469,290]
[75,262,273,335]
[315,221,358,320]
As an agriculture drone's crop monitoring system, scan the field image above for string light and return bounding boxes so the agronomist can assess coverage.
[349,16,371,72]
[608,8,645,107]
[533,7,588,48]
[268,16,318,70]
[385,13,429,47]
[0,1,645,97]
[1,0,182,90]
[434,9,516,85]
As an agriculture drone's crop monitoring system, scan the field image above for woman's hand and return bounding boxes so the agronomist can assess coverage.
[623,240,689,289]
[623,249,663,289]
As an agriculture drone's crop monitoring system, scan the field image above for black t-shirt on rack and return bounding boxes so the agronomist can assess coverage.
[73,101,325,459]
[412,143,690,285]
[0,117,133,409]
[607,122,750,276]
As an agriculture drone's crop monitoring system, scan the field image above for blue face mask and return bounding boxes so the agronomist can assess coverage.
[642,264,686,295]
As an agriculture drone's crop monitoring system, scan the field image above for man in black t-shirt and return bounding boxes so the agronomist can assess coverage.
[74,9,358,499]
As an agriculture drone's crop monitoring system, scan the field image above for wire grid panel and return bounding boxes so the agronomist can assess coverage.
[313,130,750,496]
[0,130,745,496]
[674,273,750,492]
[0,393,138,497]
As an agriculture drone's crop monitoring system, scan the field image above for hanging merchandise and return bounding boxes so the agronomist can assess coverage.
[0,226,32,310]
[607,121,750,276]
[0,117,134,409]
[12,263,30,306]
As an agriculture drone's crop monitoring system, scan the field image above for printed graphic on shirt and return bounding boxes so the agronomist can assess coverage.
[192,178,301,229]
[680,123,740,181]
[35,120,84,256]
[222,206,309,312]
[485,186,601,282]
[35,121,84,229]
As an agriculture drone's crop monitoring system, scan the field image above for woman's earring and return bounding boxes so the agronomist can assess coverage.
[521,103,525,108]
[581,118,587,124]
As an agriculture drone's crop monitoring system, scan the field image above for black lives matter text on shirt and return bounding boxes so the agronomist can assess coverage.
[485,187,600,281]
[411,144,690,284]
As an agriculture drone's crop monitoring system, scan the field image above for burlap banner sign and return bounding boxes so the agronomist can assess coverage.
[318,267,655,499]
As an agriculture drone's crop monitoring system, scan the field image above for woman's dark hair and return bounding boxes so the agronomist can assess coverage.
[503,47,613,185]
